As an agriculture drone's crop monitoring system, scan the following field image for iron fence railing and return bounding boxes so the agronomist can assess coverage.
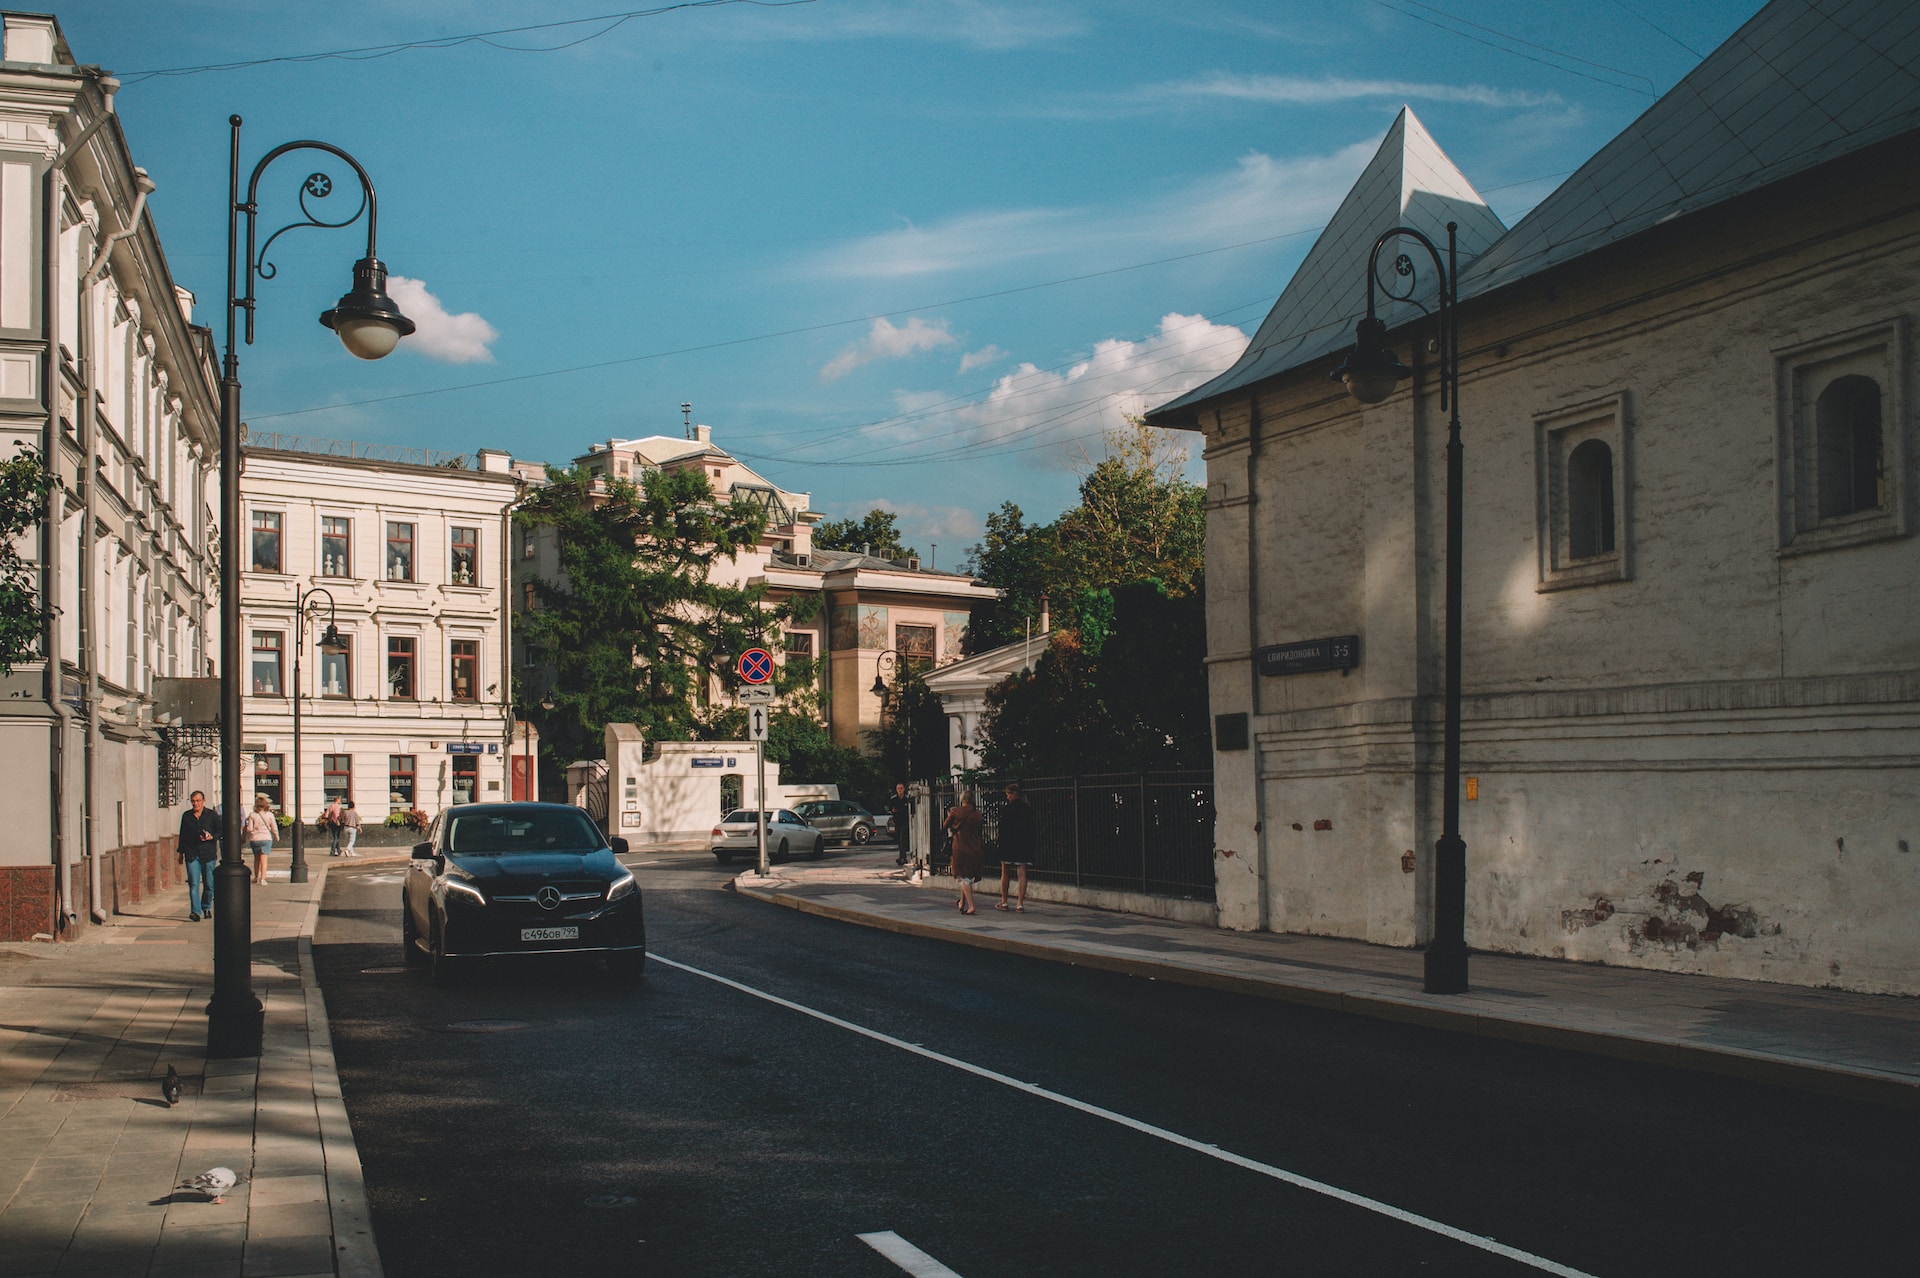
[242,429,479,470]
[929,771,1216,901]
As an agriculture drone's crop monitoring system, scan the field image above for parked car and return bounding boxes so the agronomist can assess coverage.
[402,802,645,985]
[792,798,879,845]
[711,809,823,864]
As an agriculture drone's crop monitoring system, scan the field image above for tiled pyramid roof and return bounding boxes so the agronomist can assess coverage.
[1149,107,1505,421]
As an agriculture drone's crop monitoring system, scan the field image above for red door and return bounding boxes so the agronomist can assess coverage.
[511,755,533,801]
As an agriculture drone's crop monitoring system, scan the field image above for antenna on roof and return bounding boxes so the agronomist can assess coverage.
[681,402,693,440]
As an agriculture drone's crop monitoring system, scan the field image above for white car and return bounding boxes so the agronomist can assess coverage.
[710,809,823,865]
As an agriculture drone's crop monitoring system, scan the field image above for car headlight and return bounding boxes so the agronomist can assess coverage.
[606,871,637,903]
[442,878,486,906]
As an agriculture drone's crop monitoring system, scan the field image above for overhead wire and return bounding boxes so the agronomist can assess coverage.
[1370,0,1656,96]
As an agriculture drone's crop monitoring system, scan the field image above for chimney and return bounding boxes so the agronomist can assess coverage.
[695,424,711,444]
[907,555,920,570]
[1039,594,1050,633]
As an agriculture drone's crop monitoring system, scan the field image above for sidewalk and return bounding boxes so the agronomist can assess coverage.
[734,852,1920,1111]
[0,861,379,1278]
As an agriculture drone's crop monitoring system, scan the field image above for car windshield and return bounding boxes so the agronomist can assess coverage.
[446,809,604,855]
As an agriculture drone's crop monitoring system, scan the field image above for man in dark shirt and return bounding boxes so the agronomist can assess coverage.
[888,783,912,867]
[177,790,220,920]
[996,781,1036,912]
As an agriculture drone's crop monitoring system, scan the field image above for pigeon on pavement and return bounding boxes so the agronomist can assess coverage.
[162,1065,181,1107]
[178,1167,238,1204]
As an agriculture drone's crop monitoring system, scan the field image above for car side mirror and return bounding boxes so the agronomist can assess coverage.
[410,842,435,860]
[610,837,629,857]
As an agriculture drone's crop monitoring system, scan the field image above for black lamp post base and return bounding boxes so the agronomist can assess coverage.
[206,998,264,1058]
[1423,941,1469,994]
[289,825,308,884]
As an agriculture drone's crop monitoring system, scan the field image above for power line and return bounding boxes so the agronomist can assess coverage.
[121,1,817,83]
[1371,0,1656,96]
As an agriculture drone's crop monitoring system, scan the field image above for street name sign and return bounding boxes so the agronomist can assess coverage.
[1256,635,1359,677]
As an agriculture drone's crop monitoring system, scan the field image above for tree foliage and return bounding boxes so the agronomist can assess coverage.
[513,465,807,769]
[0,448,54,673]
[814,508,916,559]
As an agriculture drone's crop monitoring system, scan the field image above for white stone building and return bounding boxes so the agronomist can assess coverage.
[237,444,523,826]
[0,14,223,940]
[1146,0,1920,994]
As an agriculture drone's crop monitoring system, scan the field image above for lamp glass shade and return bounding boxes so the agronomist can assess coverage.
[1331,317,1410,405]
[320,256,415,362]
[540,692,556,712]
[870,675,889,696]
[317,624,347,655]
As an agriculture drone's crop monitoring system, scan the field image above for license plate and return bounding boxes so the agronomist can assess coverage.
[520,927,578,942]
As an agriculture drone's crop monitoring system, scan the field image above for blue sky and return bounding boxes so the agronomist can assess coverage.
[57,0,1762,561]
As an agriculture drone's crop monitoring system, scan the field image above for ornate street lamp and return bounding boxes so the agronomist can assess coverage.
[1332,220,1469,995]
[212,116,414,1058]
[288,586,345,885]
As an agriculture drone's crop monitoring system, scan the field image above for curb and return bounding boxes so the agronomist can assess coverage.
[295,863,386,1278]
[737,883,1920,1112]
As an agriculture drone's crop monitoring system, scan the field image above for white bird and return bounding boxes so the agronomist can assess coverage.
[178,1166,238,1204]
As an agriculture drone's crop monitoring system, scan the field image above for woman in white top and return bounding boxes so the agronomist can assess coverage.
[244,795,278,884]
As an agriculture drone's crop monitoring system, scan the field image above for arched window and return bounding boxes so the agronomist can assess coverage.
[1816,375,1883,518]
[1566,438,1615,560]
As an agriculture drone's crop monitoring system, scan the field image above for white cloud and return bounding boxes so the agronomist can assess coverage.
[1149,72,1563,109]
[802,139,1377,280]
[387,277,497,364]
[954,312,1247,464]
[838,497,982,547]
[819,316,959,383]
[737,0,1086,50]
[958,344,1007,373]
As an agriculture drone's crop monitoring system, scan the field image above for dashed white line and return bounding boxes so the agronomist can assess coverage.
[651,952,1600,1278]
[857,1231,965,1277]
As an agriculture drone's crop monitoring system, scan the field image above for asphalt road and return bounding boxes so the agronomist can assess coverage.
[313,850,1913,1277]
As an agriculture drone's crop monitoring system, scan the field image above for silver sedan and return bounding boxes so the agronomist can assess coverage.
[710,809,823,864]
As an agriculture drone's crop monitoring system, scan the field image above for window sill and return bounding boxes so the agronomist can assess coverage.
[1779,516,1906,557]
[1536,555,1627,592]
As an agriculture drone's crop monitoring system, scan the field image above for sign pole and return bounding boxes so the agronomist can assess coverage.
[736,648,775,877]
[755,737,769,876]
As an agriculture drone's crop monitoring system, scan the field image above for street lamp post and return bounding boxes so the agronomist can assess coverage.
[211,115,414,1058]
[289,587,345,884]
[1331,220,1469,995]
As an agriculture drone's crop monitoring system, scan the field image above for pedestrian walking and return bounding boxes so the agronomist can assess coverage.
[888,782,912,867]
[995,781,1036,912]
[244,795,277,884]
[176,790,219,921]
[321,795,344,856]
[340,797,362,857]
[942,789,985,915]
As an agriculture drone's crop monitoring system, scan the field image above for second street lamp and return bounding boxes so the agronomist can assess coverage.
[289,587,346,885]
[1332,220,1470,995]
[211,115,413,1058]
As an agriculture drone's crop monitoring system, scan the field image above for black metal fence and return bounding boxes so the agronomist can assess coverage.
[930,771,1216,901]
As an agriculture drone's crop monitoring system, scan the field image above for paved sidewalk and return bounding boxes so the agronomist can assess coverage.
[735,852,1920,1110]
[0,864,378,1278]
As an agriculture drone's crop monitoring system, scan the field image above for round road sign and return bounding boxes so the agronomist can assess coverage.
[738,647,774,685]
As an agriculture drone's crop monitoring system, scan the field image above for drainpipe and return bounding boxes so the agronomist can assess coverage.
[1244,394,1270,933]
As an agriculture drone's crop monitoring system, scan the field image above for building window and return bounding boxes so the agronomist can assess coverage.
[385,521,415,581]
[323,754,351,803]
[785,631,813,659]
[251,630,283,695]
[387,636,415,699]
[389,755,416,813]
[1566,439,1616,561]
[522,581,537,612]
[1535,393,1629,591]
[897,624,936,672]
[1778,320,1907,554]
[450,526,478,585]
[1816,375,1884,519]
[321,516,352,577]
[450,639,479,701]
[254,753,284,811]
[319,634,352,698]
[250,510,281,573]
[521,525,536,559]
[452,755,479,805]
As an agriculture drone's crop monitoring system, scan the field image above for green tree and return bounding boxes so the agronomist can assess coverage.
[865,671,950,785]
[514,465,805,771]
[0,448,54,673]
[963,501,1057,652]
[814,508,916,559]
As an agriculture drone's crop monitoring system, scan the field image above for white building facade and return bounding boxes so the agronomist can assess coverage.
[1147,0,1920,995]
[0,14,222,940]
[237,445,521,828]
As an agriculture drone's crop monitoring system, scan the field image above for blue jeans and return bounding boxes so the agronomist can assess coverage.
[184,857,214,915]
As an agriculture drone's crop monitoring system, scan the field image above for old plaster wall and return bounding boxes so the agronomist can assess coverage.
[1202,156,1920,993]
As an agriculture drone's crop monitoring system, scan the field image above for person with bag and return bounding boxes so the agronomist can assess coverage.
[176,790,219,921]
[244,795,278,884]
[340,797,362,857]
[941,789,985,915]
[321,795,344,857]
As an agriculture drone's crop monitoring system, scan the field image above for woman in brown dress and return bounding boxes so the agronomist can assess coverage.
[942,790,986,915]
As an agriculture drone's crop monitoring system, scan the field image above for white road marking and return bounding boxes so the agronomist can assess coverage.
[651,953,1599,1278]
[857,1231,965,1277]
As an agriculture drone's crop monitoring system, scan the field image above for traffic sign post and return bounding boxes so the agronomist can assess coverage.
[754,723,769,878]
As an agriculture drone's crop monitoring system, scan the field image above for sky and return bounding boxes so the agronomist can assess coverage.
[50,0,1765,564]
